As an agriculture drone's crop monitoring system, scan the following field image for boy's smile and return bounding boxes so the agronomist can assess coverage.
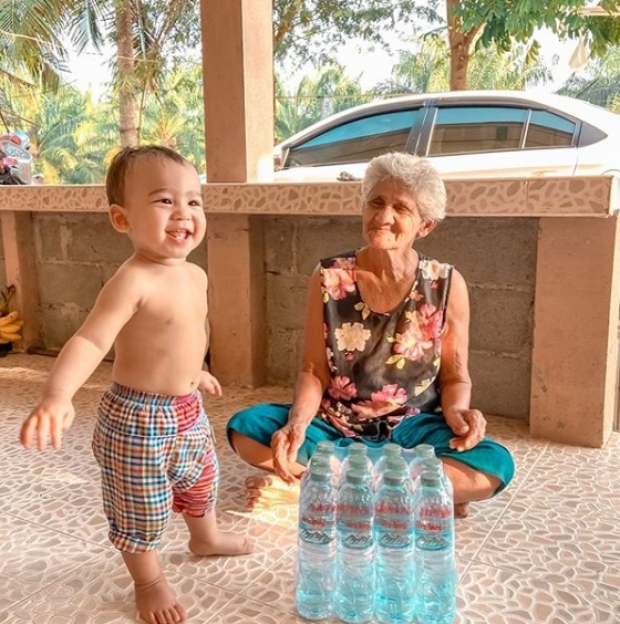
[111,156,206,264]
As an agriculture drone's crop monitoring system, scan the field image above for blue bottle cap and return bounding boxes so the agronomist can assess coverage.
[382,469,405,487]
[310,467,331,482]
[310,455,330,468]
[316,440,335,454]
[348,455,369,470]
[385,457,408,472]
[420,464,442,486]
[347,442,367,456]
[345,469,367,485]
[382,443,402,457]
[414,444,435,459]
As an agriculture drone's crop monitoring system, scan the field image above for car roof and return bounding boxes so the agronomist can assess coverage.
[276,90,620,149]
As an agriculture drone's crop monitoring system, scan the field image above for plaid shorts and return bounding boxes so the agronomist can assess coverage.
[92,383,218,552]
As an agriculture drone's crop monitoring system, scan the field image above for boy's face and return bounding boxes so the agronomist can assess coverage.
[110,157,206,263]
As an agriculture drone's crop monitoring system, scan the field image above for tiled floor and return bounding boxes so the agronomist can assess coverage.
[0,353,619,623]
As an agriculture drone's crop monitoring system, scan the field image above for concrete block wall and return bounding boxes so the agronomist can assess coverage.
[263,216,538,420]
[2,211,535,420]
[263,216,363,382]
[32,213,207,350]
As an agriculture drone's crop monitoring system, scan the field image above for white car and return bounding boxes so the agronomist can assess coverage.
[273,90,620,181]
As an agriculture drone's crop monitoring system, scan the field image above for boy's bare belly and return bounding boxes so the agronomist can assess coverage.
[111,325,208,397]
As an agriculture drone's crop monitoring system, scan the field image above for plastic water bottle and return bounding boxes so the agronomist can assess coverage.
[413,463,456,624]
[316,439,341,479]
[423,457,454,504]
[409,444,436,484]
[335,469,375,623]
[302,441,336,488]
[316,439,335,455]
[374,443,403,487]
[295,466,336,620]
[340,453,374,488]
[340,442,373,485]
[373,469,416,624]
[376,456,412,493]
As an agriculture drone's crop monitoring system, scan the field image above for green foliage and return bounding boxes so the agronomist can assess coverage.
[557,45,620,110]
[274,63,371,143]
[0,0,70,88]
[374,33,551,95]
[455,0,620,57]
[273,0,443,64]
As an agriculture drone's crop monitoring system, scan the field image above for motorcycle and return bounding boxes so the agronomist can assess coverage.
[0,131,32,185]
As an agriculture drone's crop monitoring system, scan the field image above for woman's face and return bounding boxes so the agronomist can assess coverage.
[362,178,435,251]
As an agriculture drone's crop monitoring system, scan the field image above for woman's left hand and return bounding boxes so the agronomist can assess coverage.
[444,407,486,452]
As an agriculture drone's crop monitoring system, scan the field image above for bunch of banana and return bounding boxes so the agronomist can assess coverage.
[0,284,15,316]
[0,310,24,344]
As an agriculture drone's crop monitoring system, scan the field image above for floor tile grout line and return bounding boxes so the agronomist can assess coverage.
[3,510,116,554]
[169,564,300,622]
[466,438,549,563]
[2,551,110,615]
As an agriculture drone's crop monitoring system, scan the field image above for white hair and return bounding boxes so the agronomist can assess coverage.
[361,152,447,222]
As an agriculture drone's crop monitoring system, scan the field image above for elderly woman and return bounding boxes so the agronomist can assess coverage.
[227,152,514,516]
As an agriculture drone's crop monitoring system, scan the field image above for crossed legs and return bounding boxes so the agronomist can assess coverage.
[229,430,502,517]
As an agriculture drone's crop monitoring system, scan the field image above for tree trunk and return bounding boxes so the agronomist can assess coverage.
[115,0,138,147]
[446,0,479,91]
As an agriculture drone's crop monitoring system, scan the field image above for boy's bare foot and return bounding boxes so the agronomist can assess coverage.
[245,474,300,510]
[188,532,255,557]
[454,502,470,518]
[135,575,186,624]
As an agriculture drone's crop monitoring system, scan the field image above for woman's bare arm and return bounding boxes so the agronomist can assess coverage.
[271,266,331,480]
[289,267,331,424]
[439,268,487,451]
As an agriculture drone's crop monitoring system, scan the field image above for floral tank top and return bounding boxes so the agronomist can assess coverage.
[318,250,453,442]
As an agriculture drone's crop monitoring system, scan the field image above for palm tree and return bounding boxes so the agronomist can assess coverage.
[374,34,551,95]
[0,0,69,89]
[139,62,206,170]
[274,64,370,143]
[373,34,451,95]
[0,0,199,148]
[557,46,620,111]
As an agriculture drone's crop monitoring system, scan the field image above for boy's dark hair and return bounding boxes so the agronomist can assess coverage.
[105,145,191,206]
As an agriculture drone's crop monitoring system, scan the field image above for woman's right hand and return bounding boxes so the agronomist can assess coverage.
[270,421,307,483]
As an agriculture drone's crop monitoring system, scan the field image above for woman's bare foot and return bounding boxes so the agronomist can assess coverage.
[135,575,186,624]
[188,532,255,556]
[454,502,470,518]
[245,474,300,510]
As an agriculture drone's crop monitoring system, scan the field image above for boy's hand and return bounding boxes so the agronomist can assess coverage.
[198,371,222,396]
[20,401,76,451]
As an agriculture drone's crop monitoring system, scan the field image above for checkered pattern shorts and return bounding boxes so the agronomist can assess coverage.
[92,383,218,553]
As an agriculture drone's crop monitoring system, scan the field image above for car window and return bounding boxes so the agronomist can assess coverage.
[524,111,576,148]
[428,106,527,156]
[284,109,419,168]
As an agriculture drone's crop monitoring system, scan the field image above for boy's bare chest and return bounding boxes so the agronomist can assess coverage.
[129,270,207,331]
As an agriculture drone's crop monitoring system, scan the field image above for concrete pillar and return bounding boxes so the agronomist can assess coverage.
[199,0,273,385]
[0,211,41,349]
[530,216,620,447]
[200,0,274,183]
[206,215,265,385]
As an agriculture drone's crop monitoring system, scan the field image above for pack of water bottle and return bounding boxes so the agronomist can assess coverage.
[295,440,456,624]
